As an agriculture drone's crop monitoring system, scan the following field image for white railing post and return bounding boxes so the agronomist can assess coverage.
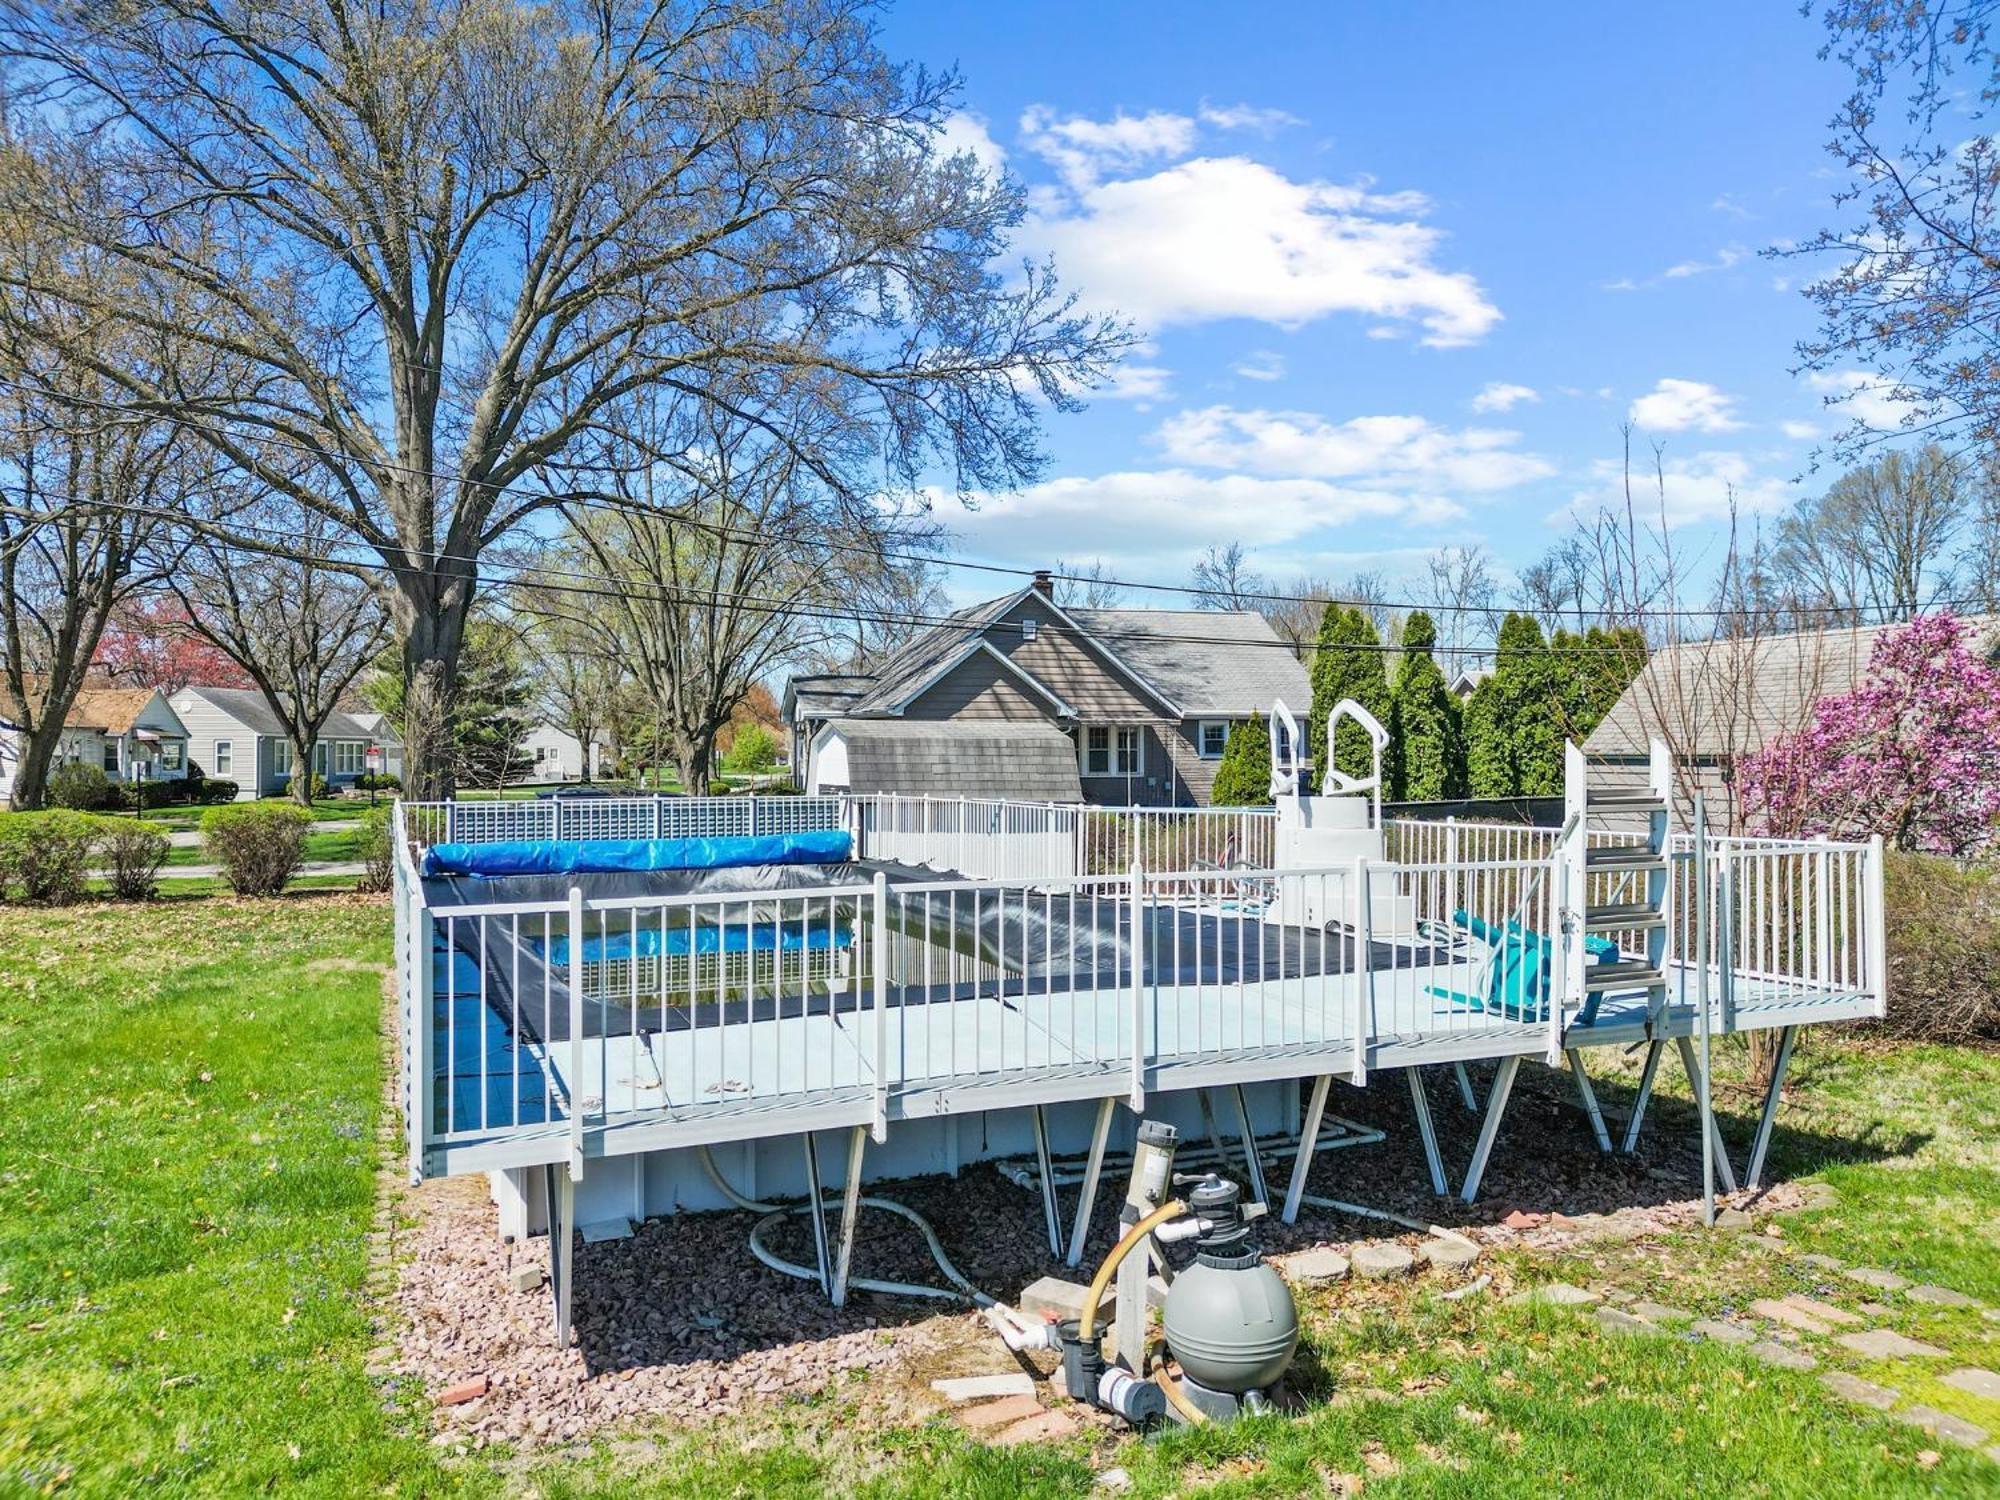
[1128,859,1146,1111]
[872,871,890,1140]
[567,884,586,1180]
[1350,856,1371,1085]
[652,794,662,839]
[408,876,433,1184]
[1813,838,1832,991]
[1866,833,1888,1018]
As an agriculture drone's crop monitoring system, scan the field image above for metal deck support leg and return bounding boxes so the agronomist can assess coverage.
[1283,1074,1333,1224]
[1453,1061,1478,1112]
[1744,1026,1797,1191]
[1621,1040,1664,1153]
[1066,1096,1117,1268]
[1674,1036,1739,1194]
[1031,1105,1062,1257]
[801,1130,832,1294]
[830,1126,867,1308]
[1406,1067,1449,1197]
[1566,1048,1613,1153]
[546,1163,576,1348]
[1460,1053,1522,1204]
[1230,1084,1269,1207]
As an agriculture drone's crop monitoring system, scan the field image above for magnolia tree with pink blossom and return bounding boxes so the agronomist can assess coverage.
[1737,614,2000,857]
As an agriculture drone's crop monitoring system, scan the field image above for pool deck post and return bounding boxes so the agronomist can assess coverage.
[1405,1067,1450,1196]
[1621,1039,1665,1153]
[1566,1047,1614,1153]
[830,1125,868,1307]
[1065,1096,1118,1267]
[1744,1025,1798,1191]
[1282,1073,1333,1224]
[1459,1052,1522,1203]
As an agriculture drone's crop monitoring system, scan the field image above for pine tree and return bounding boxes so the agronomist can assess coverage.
[1463,675,1510,796]
[1307,604,1389,789]
[1481,613,1564,795]
[1388,611,1462,801]
[1210,716,1273,806]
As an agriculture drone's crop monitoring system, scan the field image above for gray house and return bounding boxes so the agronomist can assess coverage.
[785,572,1309,806]
[168,685,396,798]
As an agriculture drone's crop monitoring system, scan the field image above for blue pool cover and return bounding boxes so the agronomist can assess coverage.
[420,829,852,879]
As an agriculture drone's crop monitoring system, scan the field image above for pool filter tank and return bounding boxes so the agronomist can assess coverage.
[1160,1174,1299,1420]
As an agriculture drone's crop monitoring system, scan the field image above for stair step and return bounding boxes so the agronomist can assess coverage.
[1584,845,1666,872]
[1586,793,1667,814]
[1585,903,1667,931]
[1584,960,1665,991]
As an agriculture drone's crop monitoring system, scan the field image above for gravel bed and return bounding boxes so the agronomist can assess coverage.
[386,1061,1809,1448]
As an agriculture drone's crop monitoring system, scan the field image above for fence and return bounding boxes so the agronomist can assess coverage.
[401,794,846,847]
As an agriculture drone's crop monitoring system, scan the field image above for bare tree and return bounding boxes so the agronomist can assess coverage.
[1338,570,1399,642]
[1515,537,1598,632]
[0,0,1128,798]
[1767,446,1985,623]
[1050,558,1126,609]
[1263,575,1331,660]
[1187,542,1268,611]
[511,561,630,785]
[1420,545,1499,670]
[174,506,392,803]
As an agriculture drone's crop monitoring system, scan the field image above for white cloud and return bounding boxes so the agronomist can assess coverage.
[1197,101,1304,133]
[1470,381,1538,414]
[943,470,1463,579]
[1780,419,1819,440]
[1155,405,1555,492]
[1711,193,1755,221]
[1020,106,1197,189]
[1572,450,1797,526]
[1231,349,1287,382]
[1628,378,1744,433]
[1663,245,1747,279]
[937,111,1007,177]
[1803,370,1913,431]
[1022,155,1500,344]
[1094,362,1173,403]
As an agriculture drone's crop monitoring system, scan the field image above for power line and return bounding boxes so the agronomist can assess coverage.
[4,373,1985,627]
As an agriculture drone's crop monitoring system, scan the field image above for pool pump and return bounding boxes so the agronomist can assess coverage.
[1067,1147,1299,1429]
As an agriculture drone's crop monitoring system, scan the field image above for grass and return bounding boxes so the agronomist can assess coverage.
[1,898,1995,1498]
[108,798,369,832]
[161,827,361,869]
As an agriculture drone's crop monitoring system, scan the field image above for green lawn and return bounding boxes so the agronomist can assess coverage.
[161,827,361,869]
[1,899,1995,1498]
[108,798,370,832]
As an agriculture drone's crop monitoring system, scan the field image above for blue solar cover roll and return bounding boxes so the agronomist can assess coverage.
[419,828,853,878]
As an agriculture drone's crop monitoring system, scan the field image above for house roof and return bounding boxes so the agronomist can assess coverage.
[818,717,1085,801]
[840,593,1026,715]
[782,673,877,721]
[0,683,171,736]
[175,685,380,742]
[1067,608,1310,717]
[1583,614,2000,760]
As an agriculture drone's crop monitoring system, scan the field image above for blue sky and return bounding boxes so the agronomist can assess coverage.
[877,2,1884,605]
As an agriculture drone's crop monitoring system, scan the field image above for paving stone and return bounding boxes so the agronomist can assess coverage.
[1504,1282,1600,1309]
[438,1376,489,1406]
[1691,1318,1756,1345]
[1820,1371,1899,1411]
[1835,1329,1948,1359]
[1777,1182,1840,1213]
[1595,1307,1652,1336]
[1747,1340,1818,1371]
[1894,1405,1988,1450]
[577,1217,633,1244]
[1942,1368,2000,1400]
[1019,1276,1114,1324]
[956,1394,1045,1431]
[1799,1253,1845,1272]
[932,1373,1036,1402]
[1417,1238,1481,1273]
[1906,1284,1981,1309]
[1095,1468,1133,1491]
[1713,1207,1755,1231]
[1841,1267,1909,1292]
[1782,1295,1863,1327]
[505,1263,545,1295]
[1859,1302,1893,1318]
[1751,1298,1832,1334]
[1352,1243,1416,1281]
[1632,1301,1695,1325]
[1279,1248,1350,1283]
[991,1409,1080,1446]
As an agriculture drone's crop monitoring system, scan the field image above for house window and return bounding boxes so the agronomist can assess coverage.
[1020,618,1038,642]
[1084,725,1144,776]
[214,740,233,775]
[332,741,364,776]
[160,741,184,772]
[314,741,328,775]
[1198,721,1229,759]
[102,740,120,774]
[271,740,292,775]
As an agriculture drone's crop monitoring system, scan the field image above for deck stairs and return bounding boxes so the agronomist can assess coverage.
[1560,739,1674,1039]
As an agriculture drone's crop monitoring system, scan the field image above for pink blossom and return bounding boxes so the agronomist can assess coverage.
[1737,613,2000,856]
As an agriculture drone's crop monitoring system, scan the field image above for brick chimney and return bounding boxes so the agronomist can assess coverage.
[1031,568,1054,597]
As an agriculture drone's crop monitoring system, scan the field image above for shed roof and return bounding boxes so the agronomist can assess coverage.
[1067,607,1309,717]
[1583,614,2000,759]
[782,673,877,720]
[819,718,1084,801]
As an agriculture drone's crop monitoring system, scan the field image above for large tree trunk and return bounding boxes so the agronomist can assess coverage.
[393,570,474,803]
[9,715,68,810]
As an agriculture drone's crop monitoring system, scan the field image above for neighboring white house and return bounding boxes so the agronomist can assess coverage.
[167,685,392,799]
[515,720,605,783]
[0,686,192,803]
[345,710,406,781]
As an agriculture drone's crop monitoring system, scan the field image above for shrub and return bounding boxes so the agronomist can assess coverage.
[277,772,330,803]
[198,779,240,805]
[46,760,115,811]
[722,723,778,775]
[354,771,402,792]
[356,804,395,894]
[202,802,311,896]
[115,779,179,811]
[1211,717,1274,807]
[706,778,732,796]
[1880,852,2000,1043]
[0,811,103,904]
[101,822,170,900]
